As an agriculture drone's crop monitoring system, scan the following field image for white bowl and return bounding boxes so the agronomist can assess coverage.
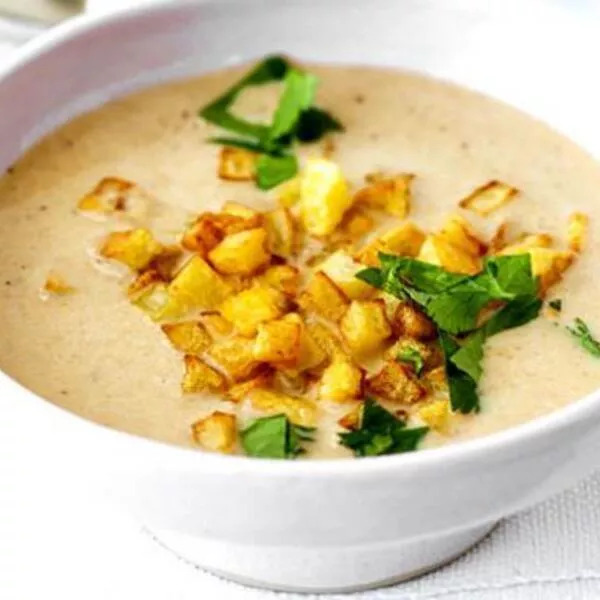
[3,0,600,593]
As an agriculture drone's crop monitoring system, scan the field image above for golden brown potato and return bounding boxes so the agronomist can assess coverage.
[130,281,171,320]
[147,244,183,280]
[367,360,426,404]
[284,314,329,372]
[497,233,554,256]
[418,399,450,432]
[385,337,441,371]
[439,214,487,257]
[305,320,344,361]
[277,176,301,208]
[161,321,212,355]
[265,207,296,258]
[218,146,257,181]
[99,228,164,271]
[418,234,481,275]
[392,302,437,341]
[77,177,151,220]
[459,180,518,216]
[208,228,271,276]
[338,402,363,430]
[222,201,261,220]
[354,173,414,218]
[528,248,574,295]
[200,311,233,337]
[354,222,425,266]
[181,355,226,393]
[340,299,392,355]
[191,411,237,453]
[256,264,300,297]
[318,357,364,402]
[423,366,448,393]
[298,271,350,322]
[42,272,74,296]
[488,222,509,254]
[253,317,302,366]
[220,285,288,337]
[250,389,317,427]
[317,250,374,299]
[334,208,375,243]
[225,369,273,403]
[567,212,588,253]
[208,336,262,381]
[127,269,164,299]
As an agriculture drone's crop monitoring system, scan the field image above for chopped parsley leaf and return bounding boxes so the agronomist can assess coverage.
[339,398,428,457]
[241,414,315,458]
[396,347,425,376]
[255,154,298,190]
[567,318,600,358]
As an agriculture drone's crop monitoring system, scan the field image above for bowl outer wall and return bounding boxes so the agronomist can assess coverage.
[1,0,600,548]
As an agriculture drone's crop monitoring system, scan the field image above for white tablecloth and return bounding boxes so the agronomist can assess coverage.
[2,2,600,599]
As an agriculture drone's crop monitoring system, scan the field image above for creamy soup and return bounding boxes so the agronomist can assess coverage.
[1,63,599,459]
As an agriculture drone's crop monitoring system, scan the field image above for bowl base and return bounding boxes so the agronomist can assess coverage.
[147,520,498,593]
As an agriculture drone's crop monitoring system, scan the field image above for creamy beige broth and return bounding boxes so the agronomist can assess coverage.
[1,64,600,458]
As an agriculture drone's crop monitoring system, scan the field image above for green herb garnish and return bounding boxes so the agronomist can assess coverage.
[396,347,425,376]
[549,298,562,312]
[567,318,600,357]
[199,55,342,189]
[240,413,315,458]
[358,254,542,413]
[339,398,428,457]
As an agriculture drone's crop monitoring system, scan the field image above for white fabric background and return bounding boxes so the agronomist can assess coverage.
[2,1,600,598]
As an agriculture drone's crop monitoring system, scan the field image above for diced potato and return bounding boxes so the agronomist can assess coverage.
[273,370,309,396]
[208,228,271,275]
[225,369,273,403]
[567,212,588,253]
[354,222,425,266]
[277,176,301,208]
[285,314,328,371]
[256,264,300,297]
[354,173,414,217]
[218,146,257,181]
[317,250,374,299]
[488,222,509,254]
[418,399,450,433]
[253,317,302,366]
[191,411,237,453]
[250,389,317,427]
[338,402,362,430]
[181,355,226,393]
[498,233,553,255]
[161,321,212,355]
[305,320,344,360]
[418,234,481,275]
[336,208,375,241]
[265,207,296,258]
[127,269,163,299]
[528,247,574,295]
[298,271,349,322]
[42,272,74,296]
[386,337,441,371]
[222,201,261,220]
[439,214,487,257]
[131,281,171,320]
[77,177,151,220]
[220,285,288,337]
[319,357,364,402]
[166,256,232,314]
[340,299,392,355]
[181,212,259,254]
[300,158,352,236]
[367,360,426,404]
[392,302,437,340]
[424,366,448,393]
[200,312,233,337]
[459,180,518,216]
[208,336,262,381]
[99,228,163,271]
[148,245,183,280]
[377,291,403,322]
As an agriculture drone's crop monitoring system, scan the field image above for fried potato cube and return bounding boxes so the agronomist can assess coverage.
[250,389,317,427]
[392,302,437,340]
[340,299,392,355]
[367,360,426,404]
[42,272,74,296]
[208,228,271,275]
[127,269,164,299]
[439,214,487,257]
[147,245,183,280]
[418,399,450,432]
[354,173,414,218]
[386,337,442,371]
[319,357,364,402]
[337,208,375,240]
[191,411,237,453]
[418,234,481,275]
[253,317,302,366]
[77,177,151,220]
[305,320,344,360]
[424,366,448,393]
[131,281,171,320]
[459,180,518,216]
[225,369,273,403]
[222,201,261,220]
[277,176,301,208]
[182,355,226,393]
[497,233,553,255]
[99,228,163,271]
[300,158,352,236]
[166,256,232,314]
[161,321,212,355]
[338,402,362,430]
[488,222,509,254]
[298,271,349,322]
[528,248,574,295]
[208,336,262,381]
[317,250,374,299]
[567,212,588,253]
[354,222,425,266]
[265,207,296,258]
[256,264,300,297]
[218,146,257,181]
[200,311,233,337]
[220,285,287,337]
[283,313,328,371]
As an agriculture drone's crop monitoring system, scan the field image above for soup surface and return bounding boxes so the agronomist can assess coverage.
[1,64,599,458]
